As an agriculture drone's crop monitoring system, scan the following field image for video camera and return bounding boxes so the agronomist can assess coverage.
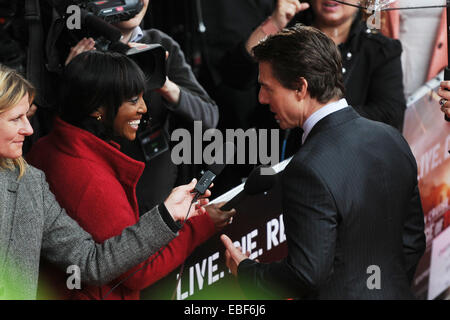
[83,0,144,23]
[52,0,166,90]
[56,0,144,24]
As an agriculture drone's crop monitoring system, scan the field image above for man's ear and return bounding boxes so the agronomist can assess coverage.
[295,77,308,101]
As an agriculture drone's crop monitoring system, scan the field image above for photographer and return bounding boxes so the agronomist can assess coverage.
[64,0,219,215]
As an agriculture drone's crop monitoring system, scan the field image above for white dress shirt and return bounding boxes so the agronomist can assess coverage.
[129,26,144,43]
[301,98,349,144]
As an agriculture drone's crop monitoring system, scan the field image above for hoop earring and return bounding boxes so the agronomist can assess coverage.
[96,115,102,121]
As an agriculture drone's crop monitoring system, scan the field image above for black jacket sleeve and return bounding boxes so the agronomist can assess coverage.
[350,37,406,131]
[146,29,219,129]
[402,184,426,284]
[237,160,338,299]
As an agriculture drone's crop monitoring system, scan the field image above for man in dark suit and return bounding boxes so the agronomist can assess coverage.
[221,24,426,299]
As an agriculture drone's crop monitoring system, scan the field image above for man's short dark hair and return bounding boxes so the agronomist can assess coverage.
[252,24,345,103]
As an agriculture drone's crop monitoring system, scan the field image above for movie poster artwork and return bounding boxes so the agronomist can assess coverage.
[403,75,450,299]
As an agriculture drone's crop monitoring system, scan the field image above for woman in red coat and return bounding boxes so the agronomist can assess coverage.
[27,51,234,300]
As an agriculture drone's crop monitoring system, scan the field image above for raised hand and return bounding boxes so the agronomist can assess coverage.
[438,81,450,118]
[164,179,211,221]
[205,202,236,230]
[271,0,310,29]
[221,234,252,276]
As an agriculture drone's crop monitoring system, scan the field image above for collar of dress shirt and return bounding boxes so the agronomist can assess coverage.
[129,26,144,43]
[301,98,349,144]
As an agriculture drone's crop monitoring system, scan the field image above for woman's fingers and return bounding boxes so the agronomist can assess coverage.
[438,87,450,100]
[440,80,450,91]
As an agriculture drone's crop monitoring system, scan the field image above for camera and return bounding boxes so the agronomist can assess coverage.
[56,0,143,23]
[58,0,145,41]
[120,42,167,91]
[84,0,144,23]
[51,0,167,89]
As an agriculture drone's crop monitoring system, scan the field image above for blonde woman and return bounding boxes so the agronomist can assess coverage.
[0,64,210,299]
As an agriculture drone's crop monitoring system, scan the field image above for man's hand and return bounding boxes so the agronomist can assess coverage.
[65,37,96,66]
[221,234,253,276]
[271,0,310,30]
[156,77,181,105]
[164,179,211,221]
[205,202,236,230]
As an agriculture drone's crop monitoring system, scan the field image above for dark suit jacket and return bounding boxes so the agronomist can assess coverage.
[237,107,426,300]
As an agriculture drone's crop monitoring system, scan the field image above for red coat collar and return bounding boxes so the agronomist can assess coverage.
[50,117,145,189]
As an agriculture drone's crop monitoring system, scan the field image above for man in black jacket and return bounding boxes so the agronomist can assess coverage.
[202,1,406,194]
[221,24,425,299]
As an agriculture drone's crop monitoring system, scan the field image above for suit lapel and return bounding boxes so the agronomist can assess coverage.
[304,107,360,145]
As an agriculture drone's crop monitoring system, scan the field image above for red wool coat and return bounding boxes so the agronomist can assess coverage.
[27,117,216,300]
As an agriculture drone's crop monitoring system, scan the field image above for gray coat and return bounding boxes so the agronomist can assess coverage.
[0,165,177,299]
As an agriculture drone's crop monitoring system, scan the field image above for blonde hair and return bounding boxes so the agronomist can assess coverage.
[0,64,35,179]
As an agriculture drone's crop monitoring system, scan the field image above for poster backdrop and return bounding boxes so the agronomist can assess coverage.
[141,161,289,300]
[403,72,450,300]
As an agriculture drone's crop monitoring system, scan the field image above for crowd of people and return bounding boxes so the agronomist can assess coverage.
[0,0,448,300]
